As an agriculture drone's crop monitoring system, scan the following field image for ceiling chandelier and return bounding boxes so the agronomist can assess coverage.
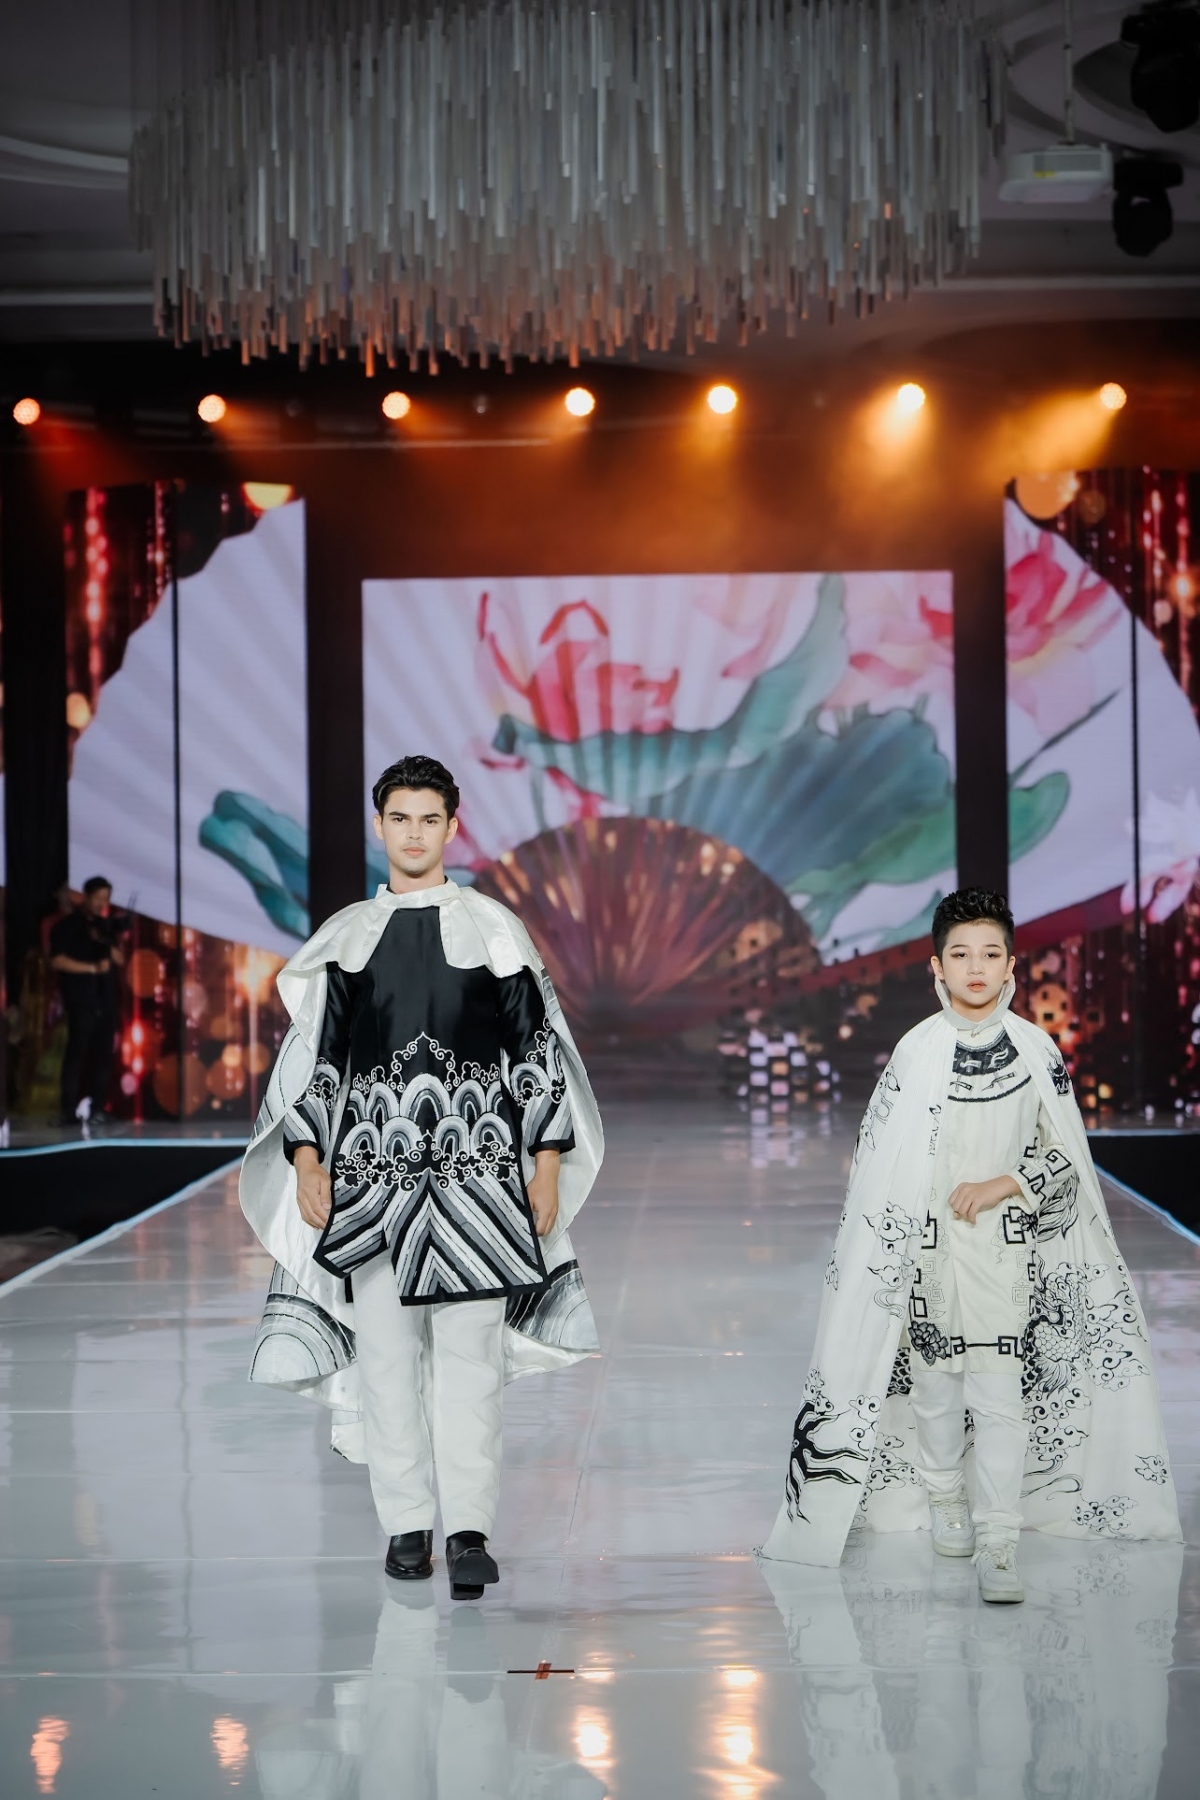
[131,0,1005,371]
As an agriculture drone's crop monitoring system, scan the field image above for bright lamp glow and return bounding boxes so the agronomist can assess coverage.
[1099,382,1128,412]
[381,390,412,420]
[12,396,40,425]
[565,386,596,417]
[895,382,926,415]
[707,384,738,415]
[242,482,294,512]
[197,393,227,423]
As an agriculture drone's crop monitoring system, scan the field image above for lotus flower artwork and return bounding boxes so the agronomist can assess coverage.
[1005,490,1200,934]
[1005,506,1124,740]
[478,573,1064,957]
[477,592,681,740]
[356,566,978,1042]
[201,560,1077,1044]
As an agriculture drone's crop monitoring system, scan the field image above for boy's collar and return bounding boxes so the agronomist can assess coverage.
[935,975,1015,1037]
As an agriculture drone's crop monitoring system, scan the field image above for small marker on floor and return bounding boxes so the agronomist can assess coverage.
[508,1661,575,1679]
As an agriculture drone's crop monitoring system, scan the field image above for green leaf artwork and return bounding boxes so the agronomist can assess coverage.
[199,791,310,938]
[493,575,957,942]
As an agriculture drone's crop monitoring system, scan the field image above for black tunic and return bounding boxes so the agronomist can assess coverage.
[283,908,574,1304]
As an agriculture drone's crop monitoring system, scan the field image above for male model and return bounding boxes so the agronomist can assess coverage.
[240,755,603,1599]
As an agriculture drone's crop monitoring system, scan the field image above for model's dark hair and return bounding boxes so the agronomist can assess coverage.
[372,756,460,820]
[931,887,1014,959]
[83,875,113,897]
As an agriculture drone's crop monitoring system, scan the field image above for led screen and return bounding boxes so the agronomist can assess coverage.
[364,570,955,1088]
[1005,472,1200,1112]
[42,484,309,1121]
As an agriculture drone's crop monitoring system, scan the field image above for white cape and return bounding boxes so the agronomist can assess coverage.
[761,997,1182,1566]
[239,881,604,1460]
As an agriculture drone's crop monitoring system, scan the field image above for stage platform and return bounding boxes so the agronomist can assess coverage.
[3,1117,251,1150]
[0,1099,1196,1798]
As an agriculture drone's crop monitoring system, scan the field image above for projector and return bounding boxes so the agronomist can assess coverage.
[998,144,1114,204]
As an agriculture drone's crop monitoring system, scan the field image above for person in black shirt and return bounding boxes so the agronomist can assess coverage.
[49,876,125,1124]
[245,755,602,1601]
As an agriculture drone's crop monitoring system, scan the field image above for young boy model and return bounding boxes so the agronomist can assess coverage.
[761,887,1181,1597]
[239,756,603,1599]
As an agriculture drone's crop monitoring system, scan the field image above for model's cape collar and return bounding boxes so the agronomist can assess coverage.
[372,880,460,909]
[935,975,1016,1037]
[279,881,466,986]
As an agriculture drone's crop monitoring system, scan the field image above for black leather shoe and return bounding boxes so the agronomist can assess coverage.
[385,1530,433,1580]
[445,1530,499,1600]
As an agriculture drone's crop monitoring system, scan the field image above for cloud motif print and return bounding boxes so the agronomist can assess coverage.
[281,907,576,1306]
[324,1043,547,1298]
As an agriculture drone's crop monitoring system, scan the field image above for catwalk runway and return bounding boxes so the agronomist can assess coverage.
[1,1099,1197,1798]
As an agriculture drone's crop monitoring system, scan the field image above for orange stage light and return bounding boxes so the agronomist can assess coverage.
[381,390,412,419]
[896,382,926,415]
[1099,382,1128,412]
[707,384,738,415]
[242,482,294,512]
[197,394,227,423]
[13,396,41,425]
[565,386,596,417]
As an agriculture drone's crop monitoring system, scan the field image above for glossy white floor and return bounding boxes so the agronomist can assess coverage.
[1,1099,1197,1799]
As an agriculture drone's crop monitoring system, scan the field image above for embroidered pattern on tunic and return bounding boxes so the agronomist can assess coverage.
[308,1027,568,1296]
[907,1023,1080,1371]
[280,914,576,1303]
[948,1028,1030,1102]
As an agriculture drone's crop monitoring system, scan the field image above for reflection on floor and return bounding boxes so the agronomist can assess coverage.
[0,1099,1196,1798]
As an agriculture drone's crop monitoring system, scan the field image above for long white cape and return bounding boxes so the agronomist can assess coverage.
[761,998,1182,1566]
[239,881,604,1460]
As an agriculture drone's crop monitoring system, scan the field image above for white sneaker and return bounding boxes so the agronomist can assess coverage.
[975,1540,1024,1604]
[929,1492,976,1558]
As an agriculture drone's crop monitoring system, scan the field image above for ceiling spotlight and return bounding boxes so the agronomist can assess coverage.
[197,393,227,423]
[1122,4,1200,134]
[707,384,738,415]
[1112,157,1182,256]
[12,396,41,425]
[1099,382,1128,411]
[565,386,596,417]
[381,390,412,420]
[896,382,926,414]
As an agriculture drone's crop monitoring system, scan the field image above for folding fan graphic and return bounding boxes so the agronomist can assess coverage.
[364,570,968,1043]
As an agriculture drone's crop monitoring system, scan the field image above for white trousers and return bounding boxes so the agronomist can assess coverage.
[352,1253,506,1537]
[910,1361,1028,1546]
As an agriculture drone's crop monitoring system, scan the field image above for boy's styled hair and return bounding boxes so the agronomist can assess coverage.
[931,887,1015,960]
[83,875,113,897]
[372,755,460,820]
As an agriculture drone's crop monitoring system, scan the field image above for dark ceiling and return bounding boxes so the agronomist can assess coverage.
[0,0,1195,367]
